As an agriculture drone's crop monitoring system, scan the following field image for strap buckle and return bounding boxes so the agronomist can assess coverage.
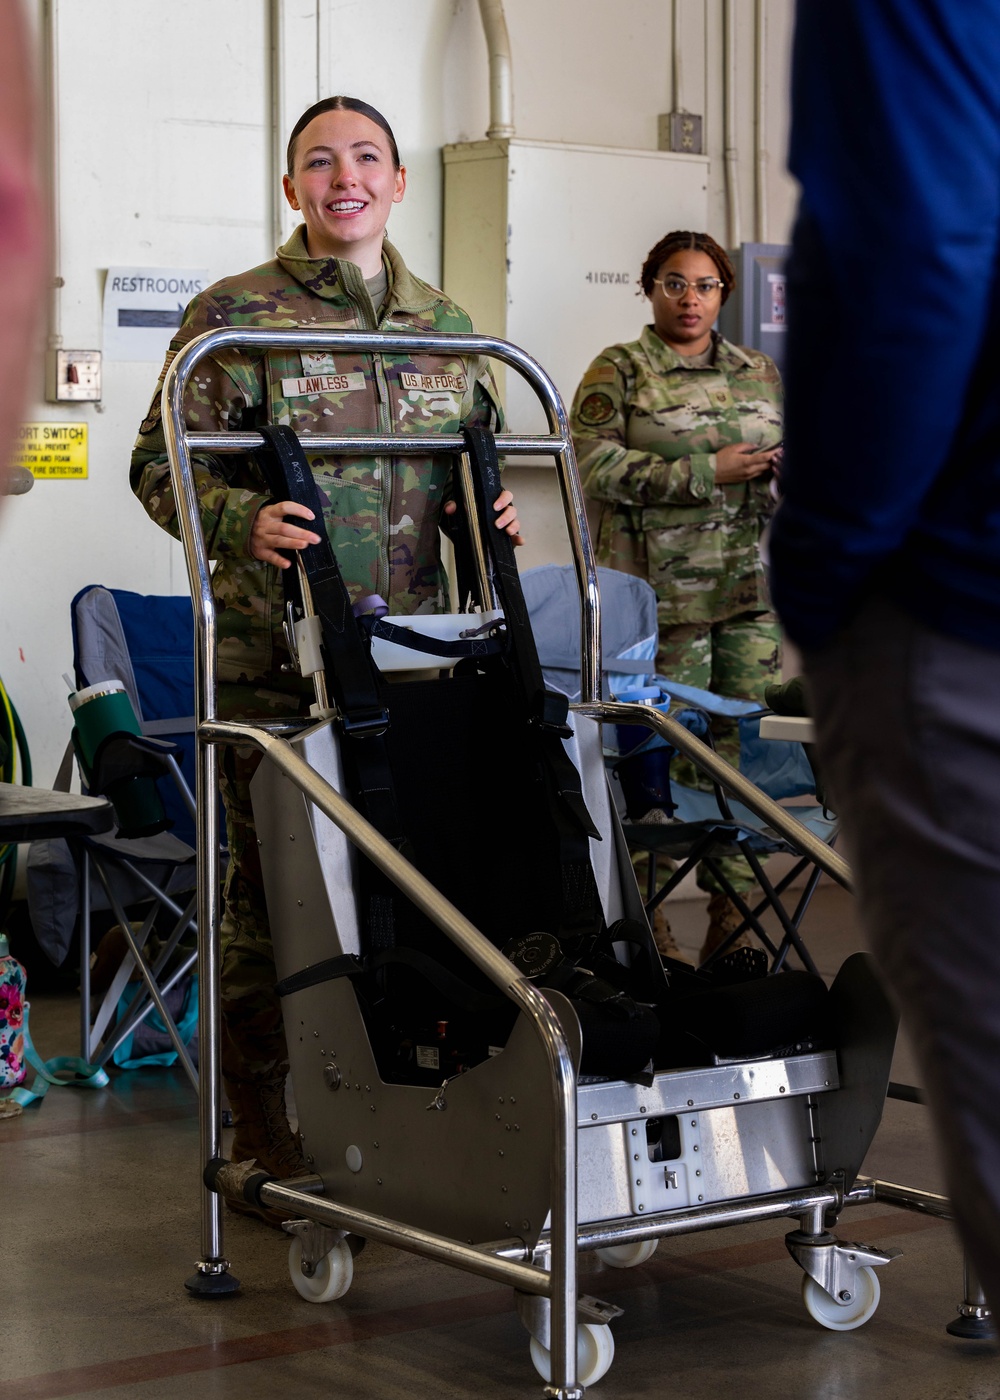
[340,707,390,738]
[533,689,573,739]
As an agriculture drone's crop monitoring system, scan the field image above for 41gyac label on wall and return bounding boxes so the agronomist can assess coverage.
[14,423,88,479]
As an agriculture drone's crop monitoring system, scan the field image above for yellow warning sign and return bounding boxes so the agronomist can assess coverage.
[14,422,88,479]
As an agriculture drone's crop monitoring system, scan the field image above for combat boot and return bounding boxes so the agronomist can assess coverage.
[224,1075,309,1229]
[699,893,754,965]
[651,904,692,965]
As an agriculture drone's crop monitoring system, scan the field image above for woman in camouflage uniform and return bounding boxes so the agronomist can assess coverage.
[570,231,782,964]
[131,97,520,1221]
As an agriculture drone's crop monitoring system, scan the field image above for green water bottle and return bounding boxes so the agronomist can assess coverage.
[67,679,167,838]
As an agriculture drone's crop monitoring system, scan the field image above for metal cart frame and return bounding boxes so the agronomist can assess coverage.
[162,328,990,1396]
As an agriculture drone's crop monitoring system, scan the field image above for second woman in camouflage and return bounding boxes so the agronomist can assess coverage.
[570,230,783,964]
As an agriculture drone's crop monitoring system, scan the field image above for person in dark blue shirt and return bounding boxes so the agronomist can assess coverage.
[770,0,1000,1313]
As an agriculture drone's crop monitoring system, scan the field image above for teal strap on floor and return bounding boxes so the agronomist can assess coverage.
[3,1001,109,1107]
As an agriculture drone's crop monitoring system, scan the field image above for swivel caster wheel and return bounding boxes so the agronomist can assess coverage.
[288,1235,354,1303]
[801,1265,880,1331]
[595,1239,658,1269]
[529,1322,615,1388]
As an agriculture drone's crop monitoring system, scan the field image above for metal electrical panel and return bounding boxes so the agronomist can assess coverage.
[443,138,709,443]
[45,348,102,402]
[718,242,789,374]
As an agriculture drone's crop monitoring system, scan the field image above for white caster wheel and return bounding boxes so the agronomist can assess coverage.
[529,1322,615,1388]
[288,1236,354,1303]
[801,1265,880,1331]
[595,1239,659,1269]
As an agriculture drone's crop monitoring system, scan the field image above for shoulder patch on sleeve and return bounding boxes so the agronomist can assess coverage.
[580,364,617,388]
[577,391,616,427]
[138,399,162,437]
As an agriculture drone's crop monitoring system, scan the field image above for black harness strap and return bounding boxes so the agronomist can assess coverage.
[461,426,604,944]
[359,615,505,661]
[461,427,599,834]
[254,424,407,954]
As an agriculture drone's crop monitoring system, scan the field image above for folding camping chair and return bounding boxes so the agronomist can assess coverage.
[521,563,837,973]
[27,586,207,1087]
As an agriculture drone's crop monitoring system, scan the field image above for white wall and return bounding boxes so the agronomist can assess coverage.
[0,0,798,784]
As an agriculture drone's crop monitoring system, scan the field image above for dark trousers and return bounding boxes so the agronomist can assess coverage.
[806,597,1000,1309]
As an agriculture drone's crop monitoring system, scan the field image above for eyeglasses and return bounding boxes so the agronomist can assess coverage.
[653,276,725,300]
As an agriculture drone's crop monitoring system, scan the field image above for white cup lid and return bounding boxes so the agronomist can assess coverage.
[69,679,126,710]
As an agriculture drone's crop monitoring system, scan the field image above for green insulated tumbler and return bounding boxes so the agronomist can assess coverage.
[68,681,167,837]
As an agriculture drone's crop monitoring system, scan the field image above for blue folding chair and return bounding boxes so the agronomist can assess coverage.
[522,564,837,973]
[26,587,212,1086]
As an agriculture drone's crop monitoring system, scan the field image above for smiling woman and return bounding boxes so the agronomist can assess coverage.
[282,97,407,275]
[128,95,521,1226]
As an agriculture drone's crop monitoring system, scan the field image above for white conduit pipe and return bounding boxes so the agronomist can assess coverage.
[672,0,684,111]
[754,0,769,242]
[723,0,742,251]
[42,0,62,353]
[478,0,515,139]
[268,0,284,251]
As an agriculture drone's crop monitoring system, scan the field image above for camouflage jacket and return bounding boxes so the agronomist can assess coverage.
[570,326,782,625]
[131,229,502,685]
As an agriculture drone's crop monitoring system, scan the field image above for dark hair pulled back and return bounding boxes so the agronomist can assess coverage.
[286,96,401,176]
[639,230,736,303]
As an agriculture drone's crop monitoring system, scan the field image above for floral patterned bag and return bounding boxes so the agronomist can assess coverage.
[0,933,109,1114]
[0,931,26,1088]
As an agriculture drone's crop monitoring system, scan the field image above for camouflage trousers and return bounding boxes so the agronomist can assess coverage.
[217,680,311,1088]
[642,609,781,896]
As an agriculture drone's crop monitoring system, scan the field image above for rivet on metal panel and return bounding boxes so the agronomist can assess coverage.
[495,1114,502,1121]
[499,1150,504,1157]
[296,899,303,907]
[691,1120,697,1127]
[698,1195,703,1202]
[693,1144,699,1152]
[522,1220,530,1229]
[370,1105,376,1112]
[499,1096,504,1104]
[313,1031,319,1037]
[306,1155,315,1165]
[373,1141,379,1149]
[377,1178,383,1186]
[630,1127,637,1135]
[734,1092,741,1100]
[514,1124,520,1131]
[634,1154,640,1162]
[506,1124,511,1132]
[695,1169,701,1177]
[638,1204,645,1211]
[502,1186,509,1193]
[504,1221,511,1230]
[592,1113,599,1121]
[687,1099,694,1106]
[365,1085,371,1092]
[635,1179,642,1186]
[779,1086,786,1093]
[640,1106,647,1114]
[510,1097,516,1104]
[289,834,295,840]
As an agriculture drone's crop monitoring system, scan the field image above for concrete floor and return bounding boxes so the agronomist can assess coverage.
[3,886,999,1400]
